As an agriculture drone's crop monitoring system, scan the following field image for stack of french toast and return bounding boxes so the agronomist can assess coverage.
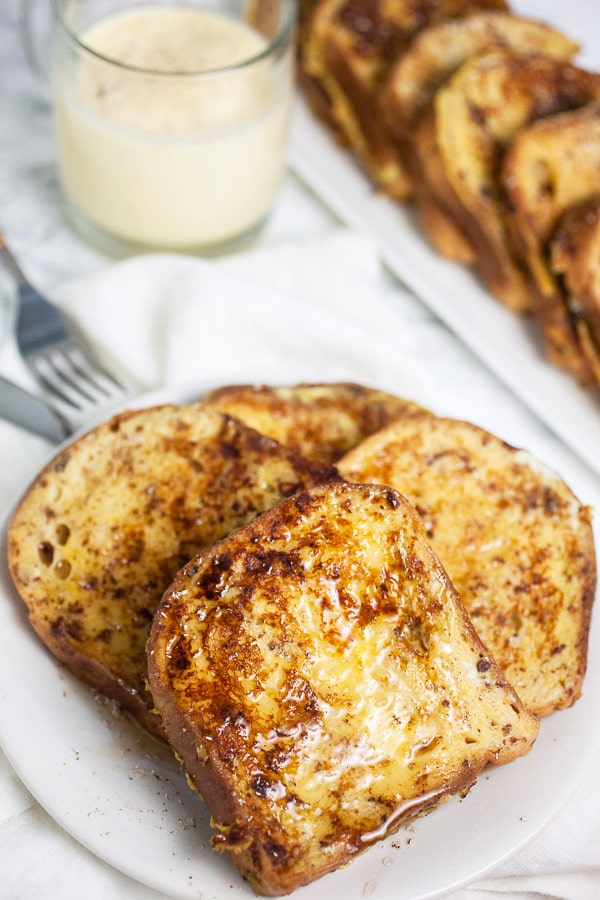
[298,1,600,387]
[7,383,596,895]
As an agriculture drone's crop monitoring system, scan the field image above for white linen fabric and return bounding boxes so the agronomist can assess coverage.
[0,230,598,900]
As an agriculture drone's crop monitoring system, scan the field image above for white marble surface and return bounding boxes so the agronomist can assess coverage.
[1,2,600,900]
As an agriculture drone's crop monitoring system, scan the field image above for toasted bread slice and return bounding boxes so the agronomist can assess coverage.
[380,12,577,264]
[381,12,577,141]
[574,319,600,386]
[551,194,600,355]
[339,415,596,717]
[416,51,600,313]
[416,190,477,263]
[7,404,340,738]
[202,382,425,463]
[501,105,600,382]
[297,0,348,140]
[409,109,477,263]
[148,482,539,895]
[557,198,600,333]
[301,0,413,199]
[301,0,507,200]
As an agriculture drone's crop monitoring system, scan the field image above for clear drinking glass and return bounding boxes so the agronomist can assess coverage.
[48,0,296,255]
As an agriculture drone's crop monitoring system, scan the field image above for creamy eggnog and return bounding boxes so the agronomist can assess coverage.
[53,5,294,250]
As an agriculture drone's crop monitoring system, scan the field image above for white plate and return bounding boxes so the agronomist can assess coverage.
[289,0,600,480]
[0,380,600,900]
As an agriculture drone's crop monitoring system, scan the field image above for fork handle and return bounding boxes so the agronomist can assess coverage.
[0,230,28,286]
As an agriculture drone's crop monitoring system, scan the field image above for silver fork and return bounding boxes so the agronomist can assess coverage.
[0,232,129,432]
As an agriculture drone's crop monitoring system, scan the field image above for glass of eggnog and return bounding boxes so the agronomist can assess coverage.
[49,0,296,254]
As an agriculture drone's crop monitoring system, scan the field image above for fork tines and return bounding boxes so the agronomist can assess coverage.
[30,343,127,413]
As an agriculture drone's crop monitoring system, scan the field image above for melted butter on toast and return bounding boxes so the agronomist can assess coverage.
[148,482,538,895]
[339,414,596,717]
[8,404,340,738]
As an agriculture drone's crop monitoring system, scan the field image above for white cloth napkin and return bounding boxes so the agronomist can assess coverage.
[0,229,598,900]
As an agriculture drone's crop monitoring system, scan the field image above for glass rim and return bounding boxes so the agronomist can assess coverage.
[52,0,297,77]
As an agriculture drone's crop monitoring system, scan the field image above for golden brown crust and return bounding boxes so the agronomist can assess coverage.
[550,196,600,383]
[381,11,577,267]
[300,0,507,199]
[297,0,348,140]
[7,404,341,738]
[299,3,600,392]
[550,196,600,385]
[502,106,600,382]
[339,414,597,716]
[413,123,477,264]
[148,482,538,895]
[416,193,476,263]
[415,51,600,314]
[202,382,425,462]
[381,12,578,141]
[550,195,600,346]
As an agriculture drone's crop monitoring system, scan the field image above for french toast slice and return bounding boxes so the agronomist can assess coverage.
[416,51,600,313]
[339,415,596,717]
[7,404,340,738]
[300,0,508,200]
[297,0,347,140]
[381,12,577,142]
[501,105,600,383]
[554,195,600,338]
[378,12,577,262]
[416,190,476,264]
[550,194,600,382]
[148,481,539,896]
[202,382,425,463]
